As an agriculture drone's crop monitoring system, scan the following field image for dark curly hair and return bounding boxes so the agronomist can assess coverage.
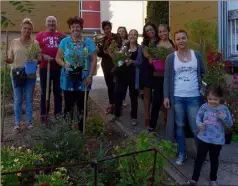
[67,16,84,29]
[142,22,159,47]
[102,20,112,29]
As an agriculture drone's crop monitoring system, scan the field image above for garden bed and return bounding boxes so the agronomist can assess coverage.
[1,86,177,186]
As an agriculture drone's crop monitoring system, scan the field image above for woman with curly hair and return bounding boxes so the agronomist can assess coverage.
[55,16,97,132]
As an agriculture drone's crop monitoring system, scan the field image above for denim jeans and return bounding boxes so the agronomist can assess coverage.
[174,96,201,157]
[40,68,62,117]
[12,77,36,125]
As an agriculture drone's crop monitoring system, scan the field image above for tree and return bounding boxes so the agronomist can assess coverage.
[1,1,34,28]
[145,1,169,25]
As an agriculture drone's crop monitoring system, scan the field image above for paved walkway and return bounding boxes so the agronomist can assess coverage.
[90,60,238,185]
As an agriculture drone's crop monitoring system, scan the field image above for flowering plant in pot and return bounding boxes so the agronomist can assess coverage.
[200,51,227,96]
[66,41,89,83]
[146,41,171,71]
[25,43,41,75]
[108,40,131,67]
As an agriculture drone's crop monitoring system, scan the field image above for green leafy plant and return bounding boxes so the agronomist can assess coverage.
[85,114,105,137]
[202,51,227,86]
[26,43,41,62]
[1,67,12,99]
[35,168,73,186]
[1,1,35,28]
[108,40,131,66]
[1,146,44,186]
[115,132,176,185]
[146,41,171,60]
[184,20,218,65]
[146,1,169,25]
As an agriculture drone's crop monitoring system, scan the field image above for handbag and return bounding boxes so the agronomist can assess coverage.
[12,67,27,87]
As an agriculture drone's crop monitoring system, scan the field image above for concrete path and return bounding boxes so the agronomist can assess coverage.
[90,60,238,185]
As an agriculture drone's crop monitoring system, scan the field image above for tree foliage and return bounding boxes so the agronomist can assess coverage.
[145,1,169,25]
[1,1,35,28]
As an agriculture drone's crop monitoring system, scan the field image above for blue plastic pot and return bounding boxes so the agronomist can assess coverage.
[24,61,37,75]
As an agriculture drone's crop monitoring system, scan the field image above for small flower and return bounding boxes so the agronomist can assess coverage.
[10,146,15,150]
[27,149,31,153]
[14,159,19,163]
[16,173,22,177]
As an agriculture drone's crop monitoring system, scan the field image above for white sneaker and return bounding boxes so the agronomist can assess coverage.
[175,155,188,165]
[122,100,127,107]
[131,119,137,126]
[13,125,20,132]
[27,125,33,130]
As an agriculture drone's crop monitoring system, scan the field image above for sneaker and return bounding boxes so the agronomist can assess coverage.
[175,154,188,165]
[105,106,114,114]
[183,180,197,186]
[131,119,137,126]
[111,115,119,122]
[210,181,219,186]
[122,100,127,107]
[13,125,20,132]
[27,125,33,130]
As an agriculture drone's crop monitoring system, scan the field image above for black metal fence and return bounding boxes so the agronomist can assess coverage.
[2,148,159,186]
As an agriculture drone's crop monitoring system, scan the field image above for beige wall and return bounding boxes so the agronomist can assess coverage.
[1,1,79,33]
[169,1,218,37]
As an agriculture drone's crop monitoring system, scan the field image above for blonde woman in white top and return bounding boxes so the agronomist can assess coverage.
[7,18,40,132]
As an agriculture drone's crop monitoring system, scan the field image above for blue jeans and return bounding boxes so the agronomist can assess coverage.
[12,77,36,125]
[174,96,201,157]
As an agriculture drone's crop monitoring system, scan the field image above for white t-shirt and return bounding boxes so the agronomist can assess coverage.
[174,50,200,97]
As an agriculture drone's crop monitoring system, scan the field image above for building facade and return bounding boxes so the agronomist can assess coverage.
[1,1,146,42]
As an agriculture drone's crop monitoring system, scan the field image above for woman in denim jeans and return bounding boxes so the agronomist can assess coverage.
[7,18,40,132]
[163,30,205,165]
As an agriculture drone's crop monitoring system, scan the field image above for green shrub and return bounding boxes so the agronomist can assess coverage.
[115,132,176,185]
[145,1,169,25]
[85,114,104,137]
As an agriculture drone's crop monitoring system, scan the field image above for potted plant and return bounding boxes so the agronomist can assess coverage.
[108,40,131,67]
[200,51,227,96]
[25,43,41,75]
[66,41,89,83]
[146,41,171,71]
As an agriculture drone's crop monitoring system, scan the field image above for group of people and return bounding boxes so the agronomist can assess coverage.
[6,15,233,186]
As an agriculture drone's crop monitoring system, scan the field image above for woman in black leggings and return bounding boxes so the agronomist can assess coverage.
[112,29,143,126]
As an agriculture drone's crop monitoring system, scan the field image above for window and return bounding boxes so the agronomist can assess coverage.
[79,1,101,31]
[219,1,238,58]
[228,10,238,55]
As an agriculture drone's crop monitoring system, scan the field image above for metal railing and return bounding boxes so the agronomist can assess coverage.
[2,148,160,186]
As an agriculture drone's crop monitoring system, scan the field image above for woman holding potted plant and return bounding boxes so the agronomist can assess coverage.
[7,18,40,132]
[112,29,143,125]
[147,24,175,132]
[117,26,129,107]
[163,30,205,165]
[55,16,97,132]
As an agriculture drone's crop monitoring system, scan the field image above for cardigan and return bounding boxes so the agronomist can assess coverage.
[163,51,205,142]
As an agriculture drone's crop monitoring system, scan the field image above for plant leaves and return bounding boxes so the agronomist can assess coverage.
[20,8,26,13]
[12,1,21,6]
[3,21,9,28]
[16,5,24,10]
[1,11,6,14]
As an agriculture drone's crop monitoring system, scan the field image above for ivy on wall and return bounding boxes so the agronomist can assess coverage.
[145,1,169,25]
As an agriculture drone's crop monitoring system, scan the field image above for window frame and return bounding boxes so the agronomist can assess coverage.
[79,0,101,32]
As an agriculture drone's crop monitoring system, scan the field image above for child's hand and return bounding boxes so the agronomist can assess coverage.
[200,123,205,131]
[217,112,225,119]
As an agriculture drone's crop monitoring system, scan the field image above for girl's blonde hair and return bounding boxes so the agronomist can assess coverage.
[21,18,34,29]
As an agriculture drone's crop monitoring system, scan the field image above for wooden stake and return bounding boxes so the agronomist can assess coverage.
[45,58,50,124]
[83,90,88,135]
[1,31,8,142]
